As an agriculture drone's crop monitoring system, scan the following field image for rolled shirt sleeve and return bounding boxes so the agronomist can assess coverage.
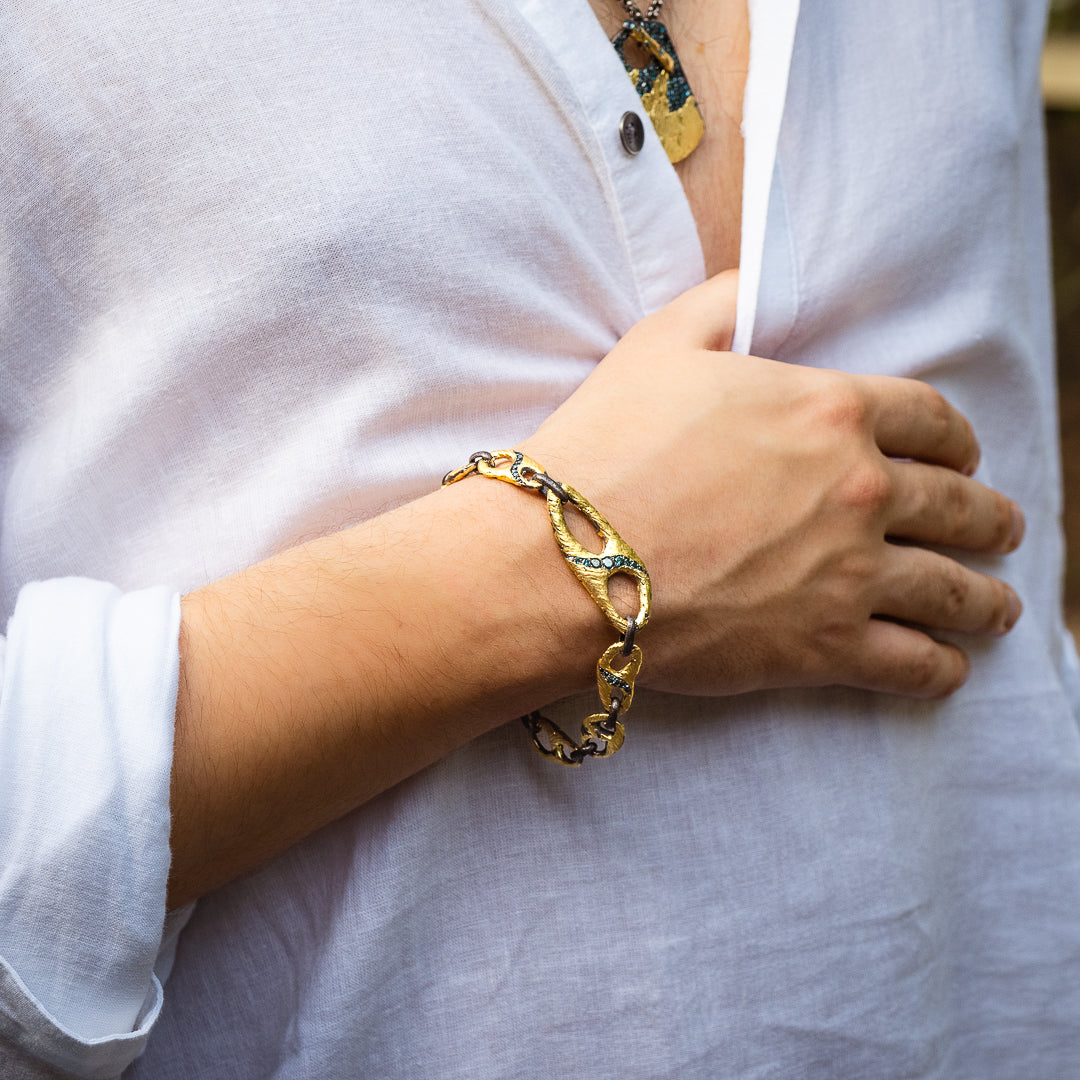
[0,579,186,1079]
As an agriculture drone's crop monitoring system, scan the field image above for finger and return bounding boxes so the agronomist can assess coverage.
[875,545,1022,636]
[633,269,739,353]
[843,619,971,699]
[884,460,1024,553]
[856,374,980,474]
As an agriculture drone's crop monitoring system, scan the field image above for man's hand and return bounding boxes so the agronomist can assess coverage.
[524,270,1021,699]
[171,270,1022,906]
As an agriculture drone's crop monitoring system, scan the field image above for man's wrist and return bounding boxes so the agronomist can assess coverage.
[169,470,612,906]
[429,473,614,706]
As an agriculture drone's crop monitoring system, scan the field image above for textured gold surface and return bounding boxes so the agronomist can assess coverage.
[628,24,675,74]
[631,68,705,164]
[596,642,642,712]
[443,450,649,765]
[475,450,546,489]
[582,713,626,755]
[526,712,626,765]
[547,483,651,635]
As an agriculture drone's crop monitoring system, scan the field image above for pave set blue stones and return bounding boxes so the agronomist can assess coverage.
[599,666,633,695]
[611,1,704,163]
[508,451,530,486]
[612,21,691,112]
[443,450,651,766]
[570,553,645,574]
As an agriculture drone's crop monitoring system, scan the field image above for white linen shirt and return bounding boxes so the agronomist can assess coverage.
[1,0,1078,1077]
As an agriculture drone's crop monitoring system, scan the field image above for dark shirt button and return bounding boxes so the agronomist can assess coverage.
[619,111,646,155]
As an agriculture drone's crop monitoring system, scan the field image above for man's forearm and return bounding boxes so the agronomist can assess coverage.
[168,271,1025,907]
[169,476,610,908]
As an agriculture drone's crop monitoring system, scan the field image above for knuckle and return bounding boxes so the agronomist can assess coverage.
[940,567,970,621]
[838,550,878,588]
[944,480,974,536]
[919,383,954,443]
[809,375,870,432]
[807,618,863,680]
[905,636,944,695]
[837,463,893,516]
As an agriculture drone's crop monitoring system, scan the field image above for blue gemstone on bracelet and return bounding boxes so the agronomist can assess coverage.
[600,668,632,694]
[569,554,646,576]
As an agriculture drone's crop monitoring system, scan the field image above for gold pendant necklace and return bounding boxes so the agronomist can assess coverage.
[612,1,704,163]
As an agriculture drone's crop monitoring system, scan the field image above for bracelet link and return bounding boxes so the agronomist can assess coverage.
[547,485,651,636]
[596,642,642,713]
[444,449,650,766]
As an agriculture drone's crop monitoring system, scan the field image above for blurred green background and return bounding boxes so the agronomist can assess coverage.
[1047,2,1080,620]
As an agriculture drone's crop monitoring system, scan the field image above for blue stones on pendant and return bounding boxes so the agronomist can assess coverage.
[613,21,688,111]
[612,19,705,164]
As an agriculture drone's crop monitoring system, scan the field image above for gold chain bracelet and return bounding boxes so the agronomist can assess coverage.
[443,450,651,766]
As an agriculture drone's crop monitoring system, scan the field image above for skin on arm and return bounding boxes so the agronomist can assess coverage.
[169,271,1023,908]
[172,477,615,908]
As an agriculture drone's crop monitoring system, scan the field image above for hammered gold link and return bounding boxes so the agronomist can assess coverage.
[546,485,651,636]
[444,450,650,766]
[523,711,626,765]
[596,642,642,712]
[582,713,626,755]
[476,450,546,490]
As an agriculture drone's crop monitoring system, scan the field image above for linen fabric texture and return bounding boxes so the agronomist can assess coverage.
[1,0,1078,1077]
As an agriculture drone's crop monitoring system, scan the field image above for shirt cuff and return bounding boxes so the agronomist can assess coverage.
[0,579,183,1078]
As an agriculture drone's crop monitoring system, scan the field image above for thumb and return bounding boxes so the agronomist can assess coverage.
[634,268,739,354]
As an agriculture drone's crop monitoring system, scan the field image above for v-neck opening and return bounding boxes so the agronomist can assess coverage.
[513,0,799,345]
[515,0,705,314]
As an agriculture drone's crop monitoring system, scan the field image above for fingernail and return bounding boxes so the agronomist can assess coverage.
[1010,505,1025,549]
[1004,588,1022,632]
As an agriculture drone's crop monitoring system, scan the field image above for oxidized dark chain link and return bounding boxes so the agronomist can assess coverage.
[443,450,651,767]
[533,471,569,503]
